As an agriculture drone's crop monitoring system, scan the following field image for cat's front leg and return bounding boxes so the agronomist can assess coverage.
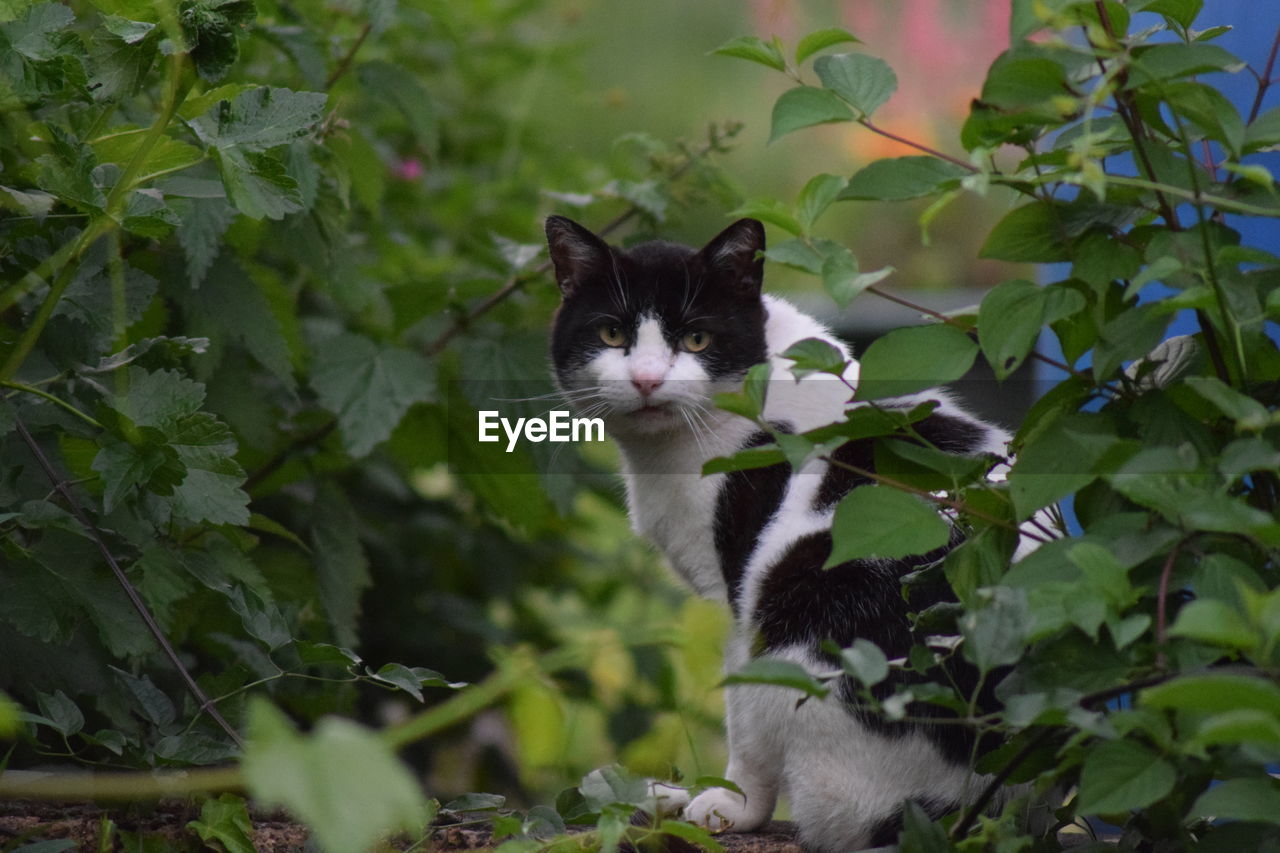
[684,684,784,833]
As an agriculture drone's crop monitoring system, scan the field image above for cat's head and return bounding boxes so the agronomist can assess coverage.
[546,216,767,436]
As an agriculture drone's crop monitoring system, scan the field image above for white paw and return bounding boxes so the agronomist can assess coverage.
[648,781,690,818]
[684,787,762,834]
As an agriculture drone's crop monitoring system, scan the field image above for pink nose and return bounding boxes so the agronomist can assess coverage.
[632,375,663,396]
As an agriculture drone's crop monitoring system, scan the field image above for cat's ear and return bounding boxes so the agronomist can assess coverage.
[545,215,611,297]
[699,218,765,295]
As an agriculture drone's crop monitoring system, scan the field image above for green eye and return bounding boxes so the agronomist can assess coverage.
[598,324,626,347]
[682,330,711,352]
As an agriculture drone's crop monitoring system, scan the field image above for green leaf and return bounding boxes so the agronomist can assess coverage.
[1141,673,1280,717]
[710,35,786,72]
[795,28,860,64]
[702,445,785,476]
[111,667,176,727]
[813,52,897,118]
[91,437,185,512]
[1183,376,1270,429]
[309,332,436,458]
[762,237,823,273]
[978,279,1046,380]
[712,361,770,421]
[310,485,370,647]
[728,198,802,236]
[959,587,1031,673]
[243,700,431,853]
[369,663,466,702]
[177,196,236,286]
[4,2,72,60]
[658,821,725,853]
[854,323,978,400]
[795,173,846,232]
[840,639,888,686]
[780,337,847,379]
[1130,42,1243,83]
[444,792,506,812]
[36,690,83,736]
[1167,600,1260,650]
[1190,710,1280,751]
[840,156,969,201]
[1008,414,1121,519]
[1076,739,1176,815]
[180,0,257,82]
[979,201,1070,263]
[579,765,652,811]
[214,147,303,220]
[188,793,256,853]
[722,658,829,698]
[827,485,950,565]
[1135,0,1203,28]
[769,87,854,143]
[1191,778,1280,825]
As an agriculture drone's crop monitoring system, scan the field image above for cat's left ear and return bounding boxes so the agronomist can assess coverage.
[698,218,765,295]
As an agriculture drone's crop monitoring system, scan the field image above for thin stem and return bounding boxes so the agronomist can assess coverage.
[856,118,979,173]
[423,124,735,357]
[820,455,1051,545]
[326,21,373,89]
[1,382,103,429]
[951,728,1056,840]
[12,416,245,749]
[243,419,337,493]
[1247,27,1280,124]
[1154,540,1185,670]
[0,766,243,800]
[1096,175,1280,220]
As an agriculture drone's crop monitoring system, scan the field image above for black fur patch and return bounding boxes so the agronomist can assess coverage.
[714,430,791,612]
[752,526,995,765]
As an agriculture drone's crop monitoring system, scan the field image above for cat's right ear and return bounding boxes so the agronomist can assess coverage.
[545,215,611,297]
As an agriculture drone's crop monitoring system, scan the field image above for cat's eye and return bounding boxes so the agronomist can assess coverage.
[682,330,712,353]
[598,324,627,347]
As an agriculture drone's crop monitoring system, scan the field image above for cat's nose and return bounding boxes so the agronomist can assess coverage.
[631,375,664,397]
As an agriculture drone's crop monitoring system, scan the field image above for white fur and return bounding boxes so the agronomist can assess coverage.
[561,296,1047,851]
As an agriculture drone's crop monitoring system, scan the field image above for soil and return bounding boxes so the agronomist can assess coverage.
[0,801,804,851]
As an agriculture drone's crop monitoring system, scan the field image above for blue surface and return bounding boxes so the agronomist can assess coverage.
[1031,5,1280,535]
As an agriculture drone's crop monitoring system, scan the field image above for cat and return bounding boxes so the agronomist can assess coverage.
[545,215,1032,851]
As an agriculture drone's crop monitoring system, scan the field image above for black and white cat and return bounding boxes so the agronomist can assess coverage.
[545,215,1028,851]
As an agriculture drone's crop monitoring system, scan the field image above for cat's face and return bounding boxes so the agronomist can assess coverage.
[546,217,768,436]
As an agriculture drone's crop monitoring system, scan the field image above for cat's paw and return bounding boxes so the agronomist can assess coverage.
[683,787,764,834]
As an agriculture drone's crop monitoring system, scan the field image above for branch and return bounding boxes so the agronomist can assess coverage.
[326,21,373,89]
[1247,26,1280,124]
[423,123,739,357]
[857,118,979,173]
[243,419,337,494]
[12,416,245,749]
[1154,540,1185,670]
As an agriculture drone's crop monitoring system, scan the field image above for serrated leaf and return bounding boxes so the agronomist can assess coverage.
[710,35,786,72]
[177,196,236,285]
[111,667,176,727]
[181,0,257,82]
[244,700,431,853]
[310,332,435,458]
[813,52,897,118]
[36,690,83,736]
[841,156,969,201]
[769,86,853,143]
[214,147,302,220]
[854,323,978,400]
[827,485,949,565]
[795,28,860,64]
[310,485,369,648]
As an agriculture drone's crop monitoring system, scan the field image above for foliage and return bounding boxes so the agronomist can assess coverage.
[1,0,736,846]
[708,0,1280,848]
[3,0,1280,851]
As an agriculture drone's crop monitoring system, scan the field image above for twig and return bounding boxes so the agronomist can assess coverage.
[12,416,245,749]
[1247,26,1280,124]
[857,118,979,173]
[423,125,735,357]
[326,21,373,89]
[243,419,337,493]
[1154,540,1185,670]
[1,382,103,429]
